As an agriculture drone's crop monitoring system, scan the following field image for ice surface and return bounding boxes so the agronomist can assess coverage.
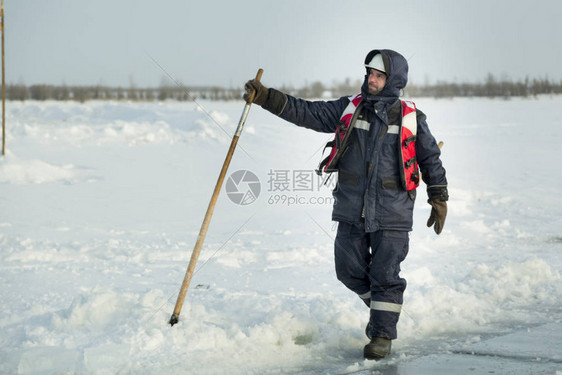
[465,323,562,361]
[1,97,561,374]
[388,322,562,375]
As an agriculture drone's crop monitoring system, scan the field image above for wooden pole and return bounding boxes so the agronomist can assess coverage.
[169,68,263,326]
[1,0,5,156]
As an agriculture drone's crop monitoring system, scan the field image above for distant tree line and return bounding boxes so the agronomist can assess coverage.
[5,74,562,102]
[405,74,561,99]
[5,84,243,102]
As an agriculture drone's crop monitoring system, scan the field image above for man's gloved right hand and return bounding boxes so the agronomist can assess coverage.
[243,79,269,106]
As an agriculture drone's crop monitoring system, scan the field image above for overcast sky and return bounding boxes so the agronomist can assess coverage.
[8,0,562,89]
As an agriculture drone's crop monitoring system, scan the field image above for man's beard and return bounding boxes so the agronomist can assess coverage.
[368,84,382,95]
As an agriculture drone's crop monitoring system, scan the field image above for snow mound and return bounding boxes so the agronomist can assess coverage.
[51,291,135,330]
[0,153,82,184]
[401,257,561,338]
[8,101,232,147]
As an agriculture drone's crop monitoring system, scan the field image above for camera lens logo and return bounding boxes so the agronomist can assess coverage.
[225,170,261,205]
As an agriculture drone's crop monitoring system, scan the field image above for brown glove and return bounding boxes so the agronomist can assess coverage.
[243,79,269,106]
[427,200,447,235]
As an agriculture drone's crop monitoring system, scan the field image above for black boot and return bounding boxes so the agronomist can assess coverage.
[363,337,391,360]
[365,322,373,340]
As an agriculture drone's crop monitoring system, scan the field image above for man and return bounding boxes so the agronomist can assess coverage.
[244,49,448,360]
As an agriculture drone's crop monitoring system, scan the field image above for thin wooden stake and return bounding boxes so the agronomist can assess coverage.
[1,0,5,156]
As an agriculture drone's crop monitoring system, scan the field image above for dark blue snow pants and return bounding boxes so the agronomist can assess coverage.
[334,222,409,340]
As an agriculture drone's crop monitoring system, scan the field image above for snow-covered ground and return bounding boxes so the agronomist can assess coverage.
[1,96,561,374]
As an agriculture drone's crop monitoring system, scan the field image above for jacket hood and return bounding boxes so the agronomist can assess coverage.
[361,49,408,101]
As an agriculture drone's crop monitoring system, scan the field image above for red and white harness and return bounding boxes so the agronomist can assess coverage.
[317,94,420,191]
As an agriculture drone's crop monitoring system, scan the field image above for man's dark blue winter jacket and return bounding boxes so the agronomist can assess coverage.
[263,50,447,232]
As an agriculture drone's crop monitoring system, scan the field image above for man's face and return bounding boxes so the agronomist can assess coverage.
[367,69,387,95]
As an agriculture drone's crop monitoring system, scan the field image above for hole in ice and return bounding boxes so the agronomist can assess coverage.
[293,332,315,345]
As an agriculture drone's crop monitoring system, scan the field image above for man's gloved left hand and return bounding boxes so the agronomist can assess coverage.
[427,200,447,234]
[426,185,448,235]
[243,79,269,106]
